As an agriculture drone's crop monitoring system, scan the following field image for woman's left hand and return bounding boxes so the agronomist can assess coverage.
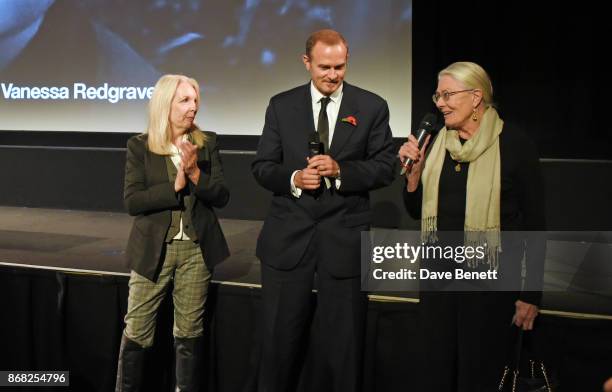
[179,141,200,183]
[513,300,539,330]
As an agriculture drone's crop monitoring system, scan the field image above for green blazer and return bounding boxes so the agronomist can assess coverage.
[123,131,230,281]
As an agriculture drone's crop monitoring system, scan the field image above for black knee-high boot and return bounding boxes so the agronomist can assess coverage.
[115,335,145,392]
[174,336,203,392]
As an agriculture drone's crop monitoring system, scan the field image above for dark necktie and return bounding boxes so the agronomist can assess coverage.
[317,96,332,190]
[317,96,331,153]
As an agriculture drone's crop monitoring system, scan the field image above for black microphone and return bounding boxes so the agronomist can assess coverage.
[307,132,324,198]
[400,113,437,175]
[308,132,324,158]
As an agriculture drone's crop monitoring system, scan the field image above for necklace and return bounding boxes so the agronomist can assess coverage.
[454,162,461,172]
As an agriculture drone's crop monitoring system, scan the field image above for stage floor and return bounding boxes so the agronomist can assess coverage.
[0,206,262,285]
[1,206,611,318]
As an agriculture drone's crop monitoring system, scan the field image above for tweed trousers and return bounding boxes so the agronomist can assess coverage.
[123,240,211,347]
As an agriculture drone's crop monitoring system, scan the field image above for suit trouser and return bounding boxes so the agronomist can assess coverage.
[123,240,212,348]
[259,233,368,392]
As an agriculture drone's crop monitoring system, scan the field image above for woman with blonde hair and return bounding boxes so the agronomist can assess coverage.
[116,74,230,391]
[399,62,546,391]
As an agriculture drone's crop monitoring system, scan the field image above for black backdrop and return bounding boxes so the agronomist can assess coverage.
[412,0,610,160]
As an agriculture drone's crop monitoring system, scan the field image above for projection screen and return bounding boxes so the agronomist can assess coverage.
[0,0,412,136]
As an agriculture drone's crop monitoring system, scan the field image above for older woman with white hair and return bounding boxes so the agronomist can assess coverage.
[116,74,230,391]
[399,62,546,391]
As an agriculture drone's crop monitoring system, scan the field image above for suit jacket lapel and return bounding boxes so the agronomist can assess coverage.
[330,83,359,157]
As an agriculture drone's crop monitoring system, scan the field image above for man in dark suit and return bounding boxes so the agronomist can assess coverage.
[252,29,395,392]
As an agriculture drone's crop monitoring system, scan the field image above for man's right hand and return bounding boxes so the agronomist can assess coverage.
[294,168,321,190]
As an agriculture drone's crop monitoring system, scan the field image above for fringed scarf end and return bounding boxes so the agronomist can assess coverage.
[421,216,438,244]
[464,228,501,270]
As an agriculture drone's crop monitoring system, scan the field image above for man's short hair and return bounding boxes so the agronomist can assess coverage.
[305,29,348,57]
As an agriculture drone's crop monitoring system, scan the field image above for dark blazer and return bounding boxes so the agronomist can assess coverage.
[124,131,230,281]
[252,82,396,277]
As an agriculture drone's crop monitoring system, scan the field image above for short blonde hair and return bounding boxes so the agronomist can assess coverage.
[146,74,206,155]
[438,62,494,108]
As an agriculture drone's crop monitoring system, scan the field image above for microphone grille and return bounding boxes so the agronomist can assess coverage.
[420,113,438,130]
[309,132,320,143]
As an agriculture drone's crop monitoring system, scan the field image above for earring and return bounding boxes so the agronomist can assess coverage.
[471,108,478,121]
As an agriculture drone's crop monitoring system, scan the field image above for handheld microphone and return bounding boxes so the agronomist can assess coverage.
[308,132,324,158]
[400,113,437,175]
[308,132,324,198]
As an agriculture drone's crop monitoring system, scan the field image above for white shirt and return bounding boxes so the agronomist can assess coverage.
[290,81,343,197]
[169,137,190,240]
[310,81,343,144]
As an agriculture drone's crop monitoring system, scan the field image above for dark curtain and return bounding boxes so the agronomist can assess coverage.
[412,1,610,159]
[1,267,611,391]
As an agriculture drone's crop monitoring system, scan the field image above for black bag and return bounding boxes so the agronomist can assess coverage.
[497,327,557,392]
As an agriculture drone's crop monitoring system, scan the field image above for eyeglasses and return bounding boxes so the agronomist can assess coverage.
[432,89,474,104]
